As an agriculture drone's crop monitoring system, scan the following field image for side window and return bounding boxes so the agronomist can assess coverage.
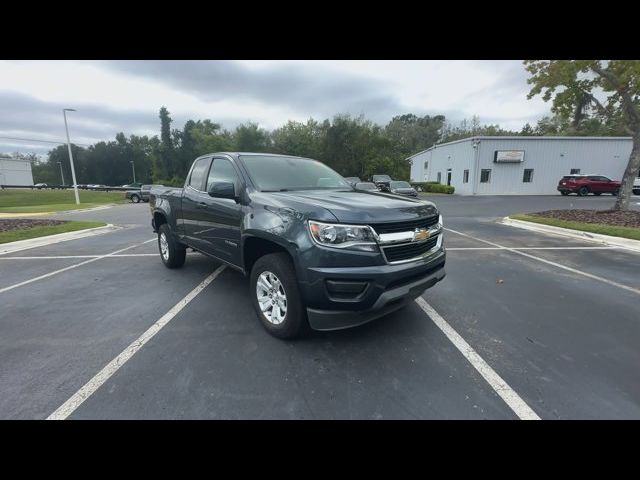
[480,169,491,183]
[206,158,239,192]
[188,158,211,190]
[463,170,469,183]
[523,169,534,183]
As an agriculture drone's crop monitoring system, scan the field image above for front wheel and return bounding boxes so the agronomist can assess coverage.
[131,194,140,203]
[612,189,620,196]
[158,224,186,269]
[578,186,589,196]
[560,191,569,196]
[250,252,307,339]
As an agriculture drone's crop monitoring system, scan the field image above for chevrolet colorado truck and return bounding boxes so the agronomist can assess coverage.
[150,153,446,339]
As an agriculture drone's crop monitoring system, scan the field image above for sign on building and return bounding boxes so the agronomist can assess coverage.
[494,150,525,163]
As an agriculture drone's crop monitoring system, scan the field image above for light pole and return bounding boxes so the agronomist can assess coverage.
[57,161,65,185]
[63,108,80,204]
[130,161,136,184]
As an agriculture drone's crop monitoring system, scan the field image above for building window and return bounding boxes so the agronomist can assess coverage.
[463,170,469,183]
[570,168,581,174]
[480,169,491,183]
[437,172,442,184]
[424,161,428,170]
[523,169,534,183]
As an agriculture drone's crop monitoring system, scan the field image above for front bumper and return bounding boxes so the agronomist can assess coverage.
[301,248,446,331]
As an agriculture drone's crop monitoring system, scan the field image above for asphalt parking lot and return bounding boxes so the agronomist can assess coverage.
[1,195,639,419]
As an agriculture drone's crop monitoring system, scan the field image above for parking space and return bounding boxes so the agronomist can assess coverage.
[1,196,639,419]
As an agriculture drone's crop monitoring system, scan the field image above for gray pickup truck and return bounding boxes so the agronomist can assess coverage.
[150,152,446,339]
[126,184,164,203]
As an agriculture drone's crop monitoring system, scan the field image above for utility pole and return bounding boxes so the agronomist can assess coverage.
[130,161,136,184]
[63,108,80,204]
[57,161,65,185]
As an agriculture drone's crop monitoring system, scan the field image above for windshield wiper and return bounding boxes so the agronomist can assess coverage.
[261,188,290,192]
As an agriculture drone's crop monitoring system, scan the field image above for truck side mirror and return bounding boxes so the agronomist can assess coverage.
[208,181,236,200]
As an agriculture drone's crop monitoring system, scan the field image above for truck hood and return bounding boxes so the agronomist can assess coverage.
[268,189,438,223]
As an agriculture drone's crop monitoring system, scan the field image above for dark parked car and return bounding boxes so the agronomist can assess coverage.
[389,181,418,197]
[557,175,621,196]
[126,184,160,203]
[343,176,361,186]
[354,182,380,192]
[371,174,393,192]
[150,153,445,339]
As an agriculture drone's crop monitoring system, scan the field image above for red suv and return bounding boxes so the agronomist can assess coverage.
[557,175,621,196]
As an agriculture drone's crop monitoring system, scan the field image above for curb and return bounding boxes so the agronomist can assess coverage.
[0,203,120,219]
[0,224,121,255]
[501,217,640,253]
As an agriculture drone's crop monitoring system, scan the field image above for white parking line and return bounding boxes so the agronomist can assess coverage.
[415,297,540,420]
[0,238,156,294]
[447,246,617,251]
[445,227,640,296]
[47,265,226,420]
[0,253,199,260]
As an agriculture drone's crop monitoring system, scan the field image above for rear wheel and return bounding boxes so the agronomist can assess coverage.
[613,189,620,196]
[158,224,186,269]
[594,192,601,196]
[131,194,140,203]
[578,186,589,196]
[250,252,307,339]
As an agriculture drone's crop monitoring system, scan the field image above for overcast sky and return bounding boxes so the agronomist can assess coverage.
[0,60,551,156]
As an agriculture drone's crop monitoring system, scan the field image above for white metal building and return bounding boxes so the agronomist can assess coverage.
[408,136,634,195]
[0,157,34,185]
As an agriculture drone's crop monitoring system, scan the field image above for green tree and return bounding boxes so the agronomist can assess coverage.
[158,106,175,178]
[525,60,640,210]
[233,122,272,151]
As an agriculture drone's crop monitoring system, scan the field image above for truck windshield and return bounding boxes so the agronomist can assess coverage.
[241,155,351,191]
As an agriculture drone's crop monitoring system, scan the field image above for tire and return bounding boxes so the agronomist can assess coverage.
[594,192,601,196]
[578,186,589,196]
[158,223,186,269]
[613,189,620,196]
[250,252,307,339]
[131,194,140,203]
[560,191,569,196]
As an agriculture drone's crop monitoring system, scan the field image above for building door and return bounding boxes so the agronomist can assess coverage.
[446,169,452,186]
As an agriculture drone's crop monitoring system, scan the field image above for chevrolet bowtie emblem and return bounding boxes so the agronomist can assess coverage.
[413,228,430,242]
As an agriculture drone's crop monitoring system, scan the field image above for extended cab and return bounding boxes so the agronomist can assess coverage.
[150,153,446,339]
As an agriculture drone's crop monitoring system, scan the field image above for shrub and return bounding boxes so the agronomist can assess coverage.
[154,177,185,187]
[410,182,455,194]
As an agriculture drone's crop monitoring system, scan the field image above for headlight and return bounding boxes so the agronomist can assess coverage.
[308,221,378,252]
[439,214,443,227]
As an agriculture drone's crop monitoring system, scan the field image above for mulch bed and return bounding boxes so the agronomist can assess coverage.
[529,210,640,228]
[0,219,68,233]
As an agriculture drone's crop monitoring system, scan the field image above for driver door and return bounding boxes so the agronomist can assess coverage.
[197,156,244,266]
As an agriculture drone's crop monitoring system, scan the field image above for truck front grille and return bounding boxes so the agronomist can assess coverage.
[371,216,439,234]
[382,235,439,263]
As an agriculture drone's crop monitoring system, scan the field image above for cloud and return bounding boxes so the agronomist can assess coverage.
[101,60,412,124]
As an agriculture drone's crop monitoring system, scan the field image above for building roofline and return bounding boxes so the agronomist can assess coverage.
[0,157,33,163]
[406,135,634,161]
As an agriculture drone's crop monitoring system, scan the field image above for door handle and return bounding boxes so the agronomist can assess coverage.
[196,202,207,209]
